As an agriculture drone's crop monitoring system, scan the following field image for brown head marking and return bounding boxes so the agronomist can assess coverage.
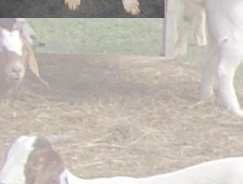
[24,137,66,184]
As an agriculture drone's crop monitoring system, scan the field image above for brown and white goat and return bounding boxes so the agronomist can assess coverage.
[1,135,243,184]
[0,25,48,103]
[64,0,141,16]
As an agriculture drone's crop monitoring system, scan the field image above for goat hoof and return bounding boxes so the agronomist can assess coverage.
[123,0,141,15]
[64,0,81,10]
[231,109,243,117]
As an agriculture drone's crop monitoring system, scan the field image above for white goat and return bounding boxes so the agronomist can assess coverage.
[0,135,243,184]
[0,18,45,49]
[64,0,140,15]
[0,24,48,103]
[197,0,243,116]
[175,0,207,56]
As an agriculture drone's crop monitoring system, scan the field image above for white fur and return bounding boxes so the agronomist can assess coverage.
[1,29,23,56]
[61,157,243,184]
[0,136,36,184]
[199,0,243,116]
[175,0,243,116]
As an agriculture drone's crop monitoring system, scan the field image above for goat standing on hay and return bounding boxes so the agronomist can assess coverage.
[64,0,141,16]
[1,135,243,184]
[174,0,243,116]
[196,0,243,116]
[0,22,48,104]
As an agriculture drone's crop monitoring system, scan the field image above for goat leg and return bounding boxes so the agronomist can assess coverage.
[64,0,81,10]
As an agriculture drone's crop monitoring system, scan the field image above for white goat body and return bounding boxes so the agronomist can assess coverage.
[0,135,243,184]
[175,0,243,116]
[198,0,243,116]
[65,157,243,184]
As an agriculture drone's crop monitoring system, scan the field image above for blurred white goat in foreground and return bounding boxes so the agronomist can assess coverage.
[0,135,243,184]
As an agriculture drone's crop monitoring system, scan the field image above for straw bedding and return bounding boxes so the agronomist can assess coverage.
[0,54,242,178]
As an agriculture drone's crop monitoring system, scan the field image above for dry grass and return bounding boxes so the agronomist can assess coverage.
[0,54,243,179]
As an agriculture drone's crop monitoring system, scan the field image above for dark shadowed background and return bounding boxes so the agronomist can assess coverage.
[0,0,164,18]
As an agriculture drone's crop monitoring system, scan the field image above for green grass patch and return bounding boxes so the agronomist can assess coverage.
[28,18,162,56]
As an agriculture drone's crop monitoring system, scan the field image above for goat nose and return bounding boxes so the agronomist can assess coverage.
[11,66,22,74]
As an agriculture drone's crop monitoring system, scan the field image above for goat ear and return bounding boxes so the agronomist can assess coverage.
[25,45,49,87]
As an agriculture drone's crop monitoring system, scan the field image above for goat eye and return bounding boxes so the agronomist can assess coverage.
[30,35,37,40]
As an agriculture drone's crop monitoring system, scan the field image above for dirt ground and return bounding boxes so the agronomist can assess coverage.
[0,0,163,18]
[0,54,243,179]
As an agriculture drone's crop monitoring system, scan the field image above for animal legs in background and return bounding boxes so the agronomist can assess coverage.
[64,0,140,15]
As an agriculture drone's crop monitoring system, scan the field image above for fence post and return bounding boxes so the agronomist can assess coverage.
[161,0,178,58]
